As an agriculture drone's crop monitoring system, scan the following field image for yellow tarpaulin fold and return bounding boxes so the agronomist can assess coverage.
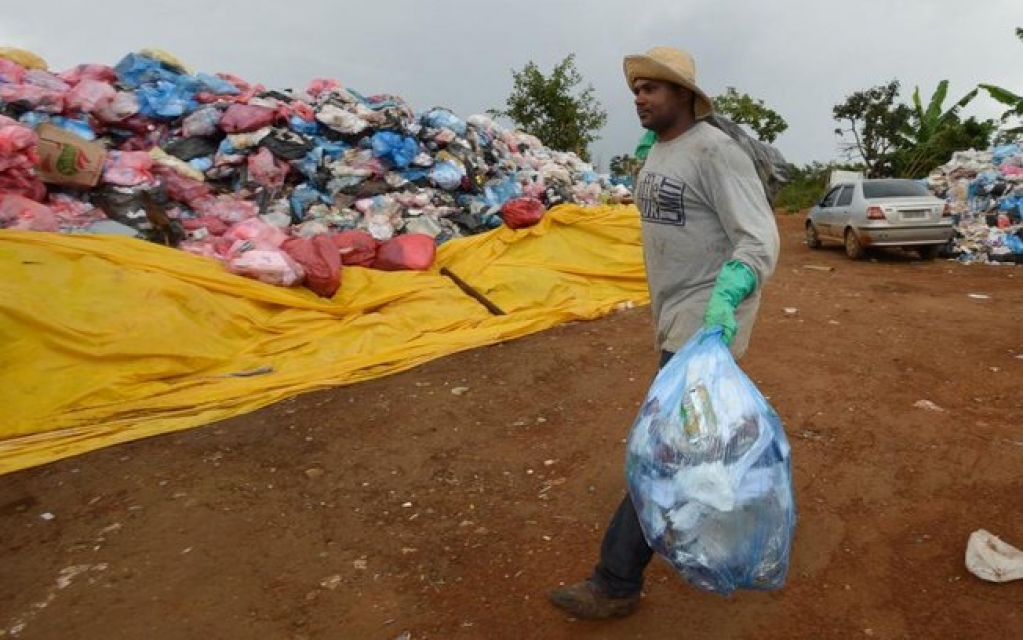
[0,204,649,475]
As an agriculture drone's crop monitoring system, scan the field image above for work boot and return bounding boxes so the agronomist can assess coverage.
[548,579,640,620]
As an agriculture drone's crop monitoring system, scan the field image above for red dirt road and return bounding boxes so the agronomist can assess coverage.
[2,213,1021,639]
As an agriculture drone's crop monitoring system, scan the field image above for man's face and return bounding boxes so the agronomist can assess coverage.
[632,79,686,133]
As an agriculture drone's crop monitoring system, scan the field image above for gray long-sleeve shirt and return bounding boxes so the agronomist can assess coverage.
[635,121,780,358]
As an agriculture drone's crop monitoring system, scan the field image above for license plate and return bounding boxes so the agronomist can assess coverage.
[901,210,927,220]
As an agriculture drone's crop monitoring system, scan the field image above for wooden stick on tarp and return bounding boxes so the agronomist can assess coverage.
[440,267,506,316]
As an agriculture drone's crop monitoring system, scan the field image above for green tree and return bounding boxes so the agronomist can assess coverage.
[711,87,788,143]
[832,80,912,177]
[893,81,989,177]
[490,54,607,161]
[978,27,1023,138]
[609,154,642,178]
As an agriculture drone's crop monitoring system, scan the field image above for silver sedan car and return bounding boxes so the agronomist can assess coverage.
[805,179,954,259]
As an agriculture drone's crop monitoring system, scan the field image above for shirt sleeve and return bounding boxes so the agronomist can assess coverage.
[700,136,780,288]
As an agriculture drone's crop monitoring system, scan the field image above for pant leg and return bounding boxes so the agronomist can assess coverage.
[592,492,655,597]
[591,350,675,597]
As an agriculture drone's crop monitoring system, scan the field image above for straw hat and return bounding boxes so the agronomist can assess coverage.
[623,47,714,119]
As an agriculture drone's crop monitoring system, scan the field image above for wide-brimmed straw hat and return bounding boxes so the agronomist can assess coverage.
[623,46,714,119]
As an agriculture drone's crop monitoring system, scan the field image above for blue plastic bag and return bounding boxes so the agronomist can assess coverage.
[625,328,796,595]
[114,53,181,88]
[370,131,419,169]
[422,108,467,135]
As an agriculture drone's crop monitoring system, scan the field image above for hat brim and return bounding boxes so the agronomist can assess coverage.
[623,54,714,119]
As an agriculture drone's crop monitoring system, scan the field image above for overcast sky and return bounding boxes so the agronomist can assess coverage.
[4,0,1021,170]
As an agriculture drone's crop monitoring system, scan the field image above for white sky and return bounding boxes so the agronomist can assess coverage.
[3,0,1021,170]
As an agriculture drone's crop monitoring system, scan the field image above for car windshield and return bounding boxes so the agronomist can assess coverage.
[862,180,931,199]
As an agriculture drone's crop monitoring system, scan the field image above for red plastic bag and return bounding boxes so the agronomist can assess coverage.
[282,235,342,297]
[0,194,58,231]
[373,234,436,271]
[154,165,210,205]
[181,216,229,237]
[329,230,378,267]
[219,103,276,133]
[0,170,47,202]
[500,197,547,230]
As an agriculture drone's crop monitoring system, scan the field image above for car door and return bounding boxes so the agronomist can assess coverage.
[814,186,843,240]
[830,184,855,235]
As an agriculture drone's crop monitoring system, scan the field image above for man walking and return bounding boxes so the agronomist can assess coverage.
[549,46,780,620]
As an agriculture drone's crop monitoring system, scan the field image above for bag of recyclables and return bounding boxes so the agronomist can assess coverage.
[625,327,796,595]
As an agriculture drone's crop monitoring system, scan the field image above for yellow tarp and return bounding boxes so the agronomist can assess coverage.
[0,204,649,475]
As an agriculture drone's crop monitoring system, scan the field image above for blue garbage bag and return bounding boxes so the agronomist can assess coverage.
[290,184,330,219]
[193,72,240,96]
[431,161,463,190]
[625,327,796,595]
[136,80,197,119]
[992,144,1021,166]
[422,108,467,135]
[114,53,181,88]
[1005,233,1023,255]
[482,175,522,207]
[370,131,419,169]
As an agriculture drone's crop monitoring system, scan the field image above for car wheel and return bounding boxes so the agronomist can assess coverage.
[918,245,940,261]
[805,222,822,249]
[844,229,865,260]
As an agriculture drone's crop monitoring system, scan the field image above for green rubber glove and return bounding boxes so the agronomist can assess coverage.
[704,260,758,346]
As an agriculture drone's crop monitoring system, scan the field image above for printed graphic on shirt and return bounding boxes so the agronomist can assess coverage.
[636,172,686,226]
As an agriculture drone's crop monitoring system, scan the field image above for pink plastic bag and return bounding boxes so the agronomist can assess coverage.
[0,84,65,113]
[247,147,290,189]
[373,234,436,271]
[0,59,27,84]
[66,79,117,113]
[306,78,340,98]
[0,122,39,171]
[102,151,154,186]
[227,249,305,287]
[282,235,342,297]
[219,103,276,133]
[58,64,118,86]
[0,194,59,231]
[224,217,289,248]
[193,196,258,224]
[48,193,104,226]
[93,91,140,123]
[23,69,70,92]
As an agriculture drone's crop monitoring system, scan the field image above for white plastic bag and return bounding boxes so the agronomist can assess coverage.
[966,530,1023,583]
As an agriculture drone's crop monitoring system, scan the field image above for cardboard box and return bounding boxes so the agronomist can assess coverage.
[35,123,107,187]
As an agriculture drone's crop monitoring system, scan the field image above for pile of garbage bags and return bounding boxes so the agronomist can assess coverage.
[626,328,796,595]
[0,48,628,295]
[927,141,1023,264]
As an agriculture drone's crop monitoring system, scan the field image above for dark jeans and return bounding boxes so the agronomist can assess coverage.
[592,350,674,598]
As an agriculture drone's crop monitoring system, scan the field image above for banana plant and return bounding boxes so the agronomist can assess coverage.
[898,81,980,177]
[978,27,1023,136]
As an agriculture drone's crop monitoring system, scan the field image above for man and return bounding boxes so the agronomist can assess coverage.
[549,46,780,620]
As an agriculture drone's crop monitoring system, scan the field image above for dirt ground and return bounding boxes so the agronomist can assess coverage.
[2,213,1021,640]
